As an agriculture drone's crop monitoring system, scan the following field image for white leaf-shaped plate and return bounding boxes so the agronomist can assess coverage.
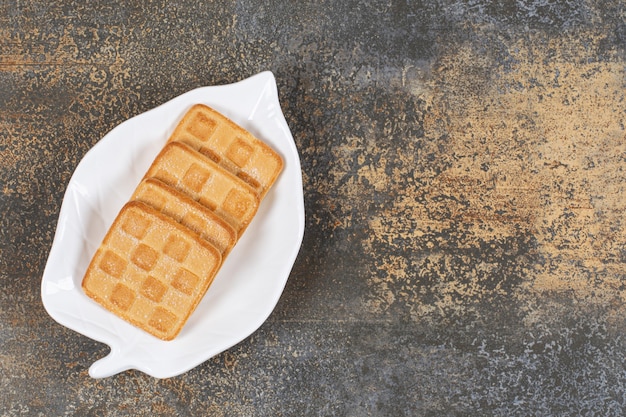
[41,72,305,378]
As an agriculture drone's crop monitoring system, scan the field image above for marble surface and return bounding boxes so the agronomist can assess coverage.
[1,1,626,415]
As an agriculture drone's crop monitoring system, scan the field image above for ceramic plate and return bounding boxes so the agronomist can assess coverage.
[41,72,305,378]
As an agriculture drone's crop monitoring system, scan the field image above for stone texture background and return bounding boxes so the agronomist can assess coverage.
[1,1,626,415]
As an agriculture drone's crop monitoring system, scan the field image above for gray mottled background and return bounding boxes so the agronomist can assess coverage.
[2,1,626,415]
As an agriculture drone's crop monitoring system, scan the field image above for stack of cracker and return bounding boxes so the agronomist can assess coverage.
[82,104,283,340]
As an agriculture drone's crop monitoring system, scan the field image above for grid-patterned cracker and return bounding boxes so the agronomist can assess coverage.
[82,201,222,341]
[168,104,283,197]
[145,141,260,235]
[132,178,237,257]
